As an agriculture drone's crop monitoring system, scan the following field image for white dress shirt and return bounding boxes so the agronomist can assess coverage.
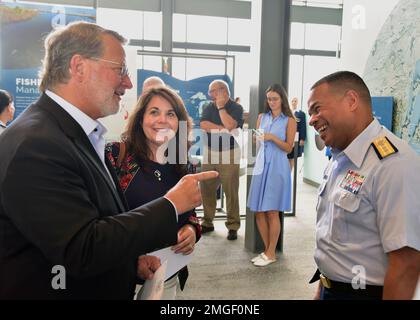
[45,90,115,186]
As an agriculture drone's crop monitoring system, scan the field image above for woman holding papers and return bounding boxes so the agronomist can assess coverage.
[106,86,201,299]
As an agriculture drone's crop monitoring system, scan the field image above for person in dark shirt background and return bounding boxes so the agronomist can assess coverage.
[287,97,307,171]
[199,80,244,241]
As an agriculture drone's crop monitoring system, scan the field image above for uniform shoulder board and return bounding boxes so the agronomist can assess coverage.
[371,136,398,160]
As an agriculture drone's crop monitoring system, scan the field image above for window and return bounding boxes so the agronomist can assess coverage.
[186,15,228,45]
[288,55,304,102]
[97,8,144,41]
[227,17,253,46]
[291,23,305,49]
[305,24,341,51]
[143,11,162,41]
[173,14,187,42]
[293,0,343,9]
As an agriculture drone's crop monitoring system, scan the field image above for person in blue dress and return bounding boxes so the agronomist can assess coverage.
[247,84,296,267]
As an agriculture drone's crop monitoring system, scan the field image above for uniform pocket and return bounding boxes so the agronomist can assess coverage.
[333,190,361,212]
[328,190,361,242]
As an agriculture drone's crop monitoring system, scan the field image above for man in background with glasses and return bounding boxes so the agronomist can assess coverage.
[0,21,217,299]
[200,80,244,241]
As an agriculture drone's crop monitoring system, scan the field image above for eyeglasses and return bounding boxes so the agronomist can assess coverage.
[267,97,280,102]
[208,87,225,96]
[91,57,129,78]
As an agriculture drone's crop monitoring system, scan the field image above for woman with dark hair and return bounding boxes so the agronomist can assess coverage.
[247,83,296,267]
[0,89,15,134]
[106,86,200,299]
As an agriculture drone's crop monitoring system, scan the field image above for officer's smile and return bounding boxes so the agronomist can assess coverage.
[318,124,328,134]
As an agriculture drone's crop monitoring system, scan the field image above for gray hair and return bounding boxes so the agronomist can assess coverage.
[209,79,231,97]
[142,76,165,93]
[39,21,126,92]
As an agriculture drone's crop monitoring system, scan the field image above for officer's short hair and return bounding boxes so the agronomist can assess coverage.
[311,71,372,107]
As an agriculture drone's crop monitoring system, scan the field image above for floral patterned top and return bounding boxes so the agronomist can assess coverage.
[105,141,201,240]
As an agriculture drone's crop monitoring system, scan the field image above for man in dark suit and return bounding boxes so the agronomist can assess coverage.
[0,21,217,299]
[287,97,307,171]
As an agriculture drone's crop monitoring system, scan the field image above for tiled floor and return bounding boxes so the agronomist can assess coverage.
[177,165,320,300]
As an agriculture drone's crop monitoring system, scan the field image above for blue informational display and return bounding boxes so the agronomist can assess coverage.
[0,2,96,120]
[371,96,394,131]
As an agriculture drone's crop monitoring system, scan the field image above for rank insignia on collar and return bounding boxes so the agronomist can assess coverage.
[371,136,398,160]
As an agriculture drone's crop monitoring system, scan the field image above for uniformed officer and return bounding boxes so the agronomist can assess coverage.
[307,71,420,300]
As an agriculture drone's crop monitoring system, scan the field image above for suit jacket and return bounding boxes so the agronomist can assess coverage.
[0,93,178,299]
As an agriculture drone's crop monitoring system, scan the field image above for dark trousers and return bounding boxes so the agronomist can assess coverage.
[320,285,382,300]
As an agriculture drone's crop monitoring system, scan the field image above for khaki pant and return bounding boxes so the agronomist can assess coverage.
[200,147,240,231]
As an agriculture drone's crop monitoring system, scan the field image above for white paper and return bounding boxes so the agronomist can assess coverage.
[148,246,193,281]
[138,260,167,300]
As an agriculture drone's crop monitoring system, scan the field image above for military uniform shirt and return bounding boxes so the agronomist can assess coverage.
[315,118,420,285]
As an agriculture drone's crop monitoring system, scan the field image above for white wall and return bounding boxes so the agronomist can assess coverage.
[340,0,399,73]
[302,56,339,185]
[96,9,140,141]
[302,0,401,185]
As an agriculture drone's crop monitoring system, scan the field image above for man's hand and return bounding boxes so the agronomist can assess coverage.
[299,139,305,147]
[165,171,218,214]
[215,95,227,109]
[172,224,196,255]
[137,255,161,280]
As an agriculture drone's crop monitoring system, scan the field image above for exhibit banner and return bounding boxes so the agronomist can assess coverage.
[371,96,394,132]
[0,2,96,119]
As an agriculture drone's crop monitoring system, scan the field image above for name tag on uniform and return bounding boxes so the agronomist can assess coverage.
[339,170,365,195]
